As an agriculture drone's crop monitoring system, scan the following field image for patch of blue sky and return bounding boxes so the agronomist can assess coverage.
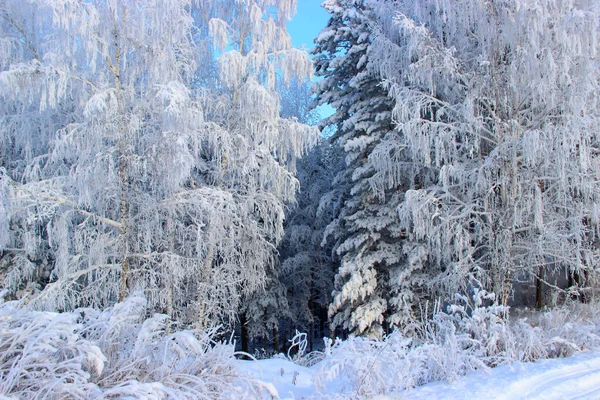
[287,0,334,123]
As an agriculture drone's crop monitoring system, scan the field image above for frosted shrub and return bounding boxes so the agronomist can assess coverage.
[530,301,600,358]
[0,293,260,399]
[86,295,253,399]
[287,331,306,362]
[510,319,547,362]
[431,291,514,366]
[283,330,326,368]
[314,295,600,398]
[313,293,507,396]
[413,320,485,384]
[313,333,413,397]
[0,301,103,398]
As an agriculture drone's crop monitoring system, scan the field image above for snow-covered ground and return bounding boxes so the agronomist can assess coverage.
[4,295,600,399]
[240,358,315,399]
[240,350,600,399]
[409,350,600,400]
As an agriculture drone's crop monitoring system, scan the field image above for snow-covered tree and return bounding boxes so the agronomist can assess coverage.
[280,78,321,126]
[313,0,410,336]
[279,141,340,349]
[192,0,318,328]
[241,75,329,353]
[369,0,600,306]
[0,0,317,328]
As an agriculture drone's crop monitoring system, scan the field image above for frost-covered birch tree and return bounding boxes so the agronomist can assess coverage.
[0,0,316,327]
[369,0,600,306]
[192,0,318,328]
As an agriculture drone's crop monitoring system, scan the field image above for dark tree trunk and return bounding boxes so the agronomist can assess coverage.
[568,270,575,291]
[584,269,590,303]
[241,312,249,354]
[578,269,590,303]
[569,269,589,303]
[272,326,280,353]
[536,266,544,309]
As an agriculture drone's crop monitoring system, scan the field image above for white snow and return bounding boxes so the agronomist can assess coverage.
[409,349,600,400]
[238,357,315,400]
[238,350,600,399]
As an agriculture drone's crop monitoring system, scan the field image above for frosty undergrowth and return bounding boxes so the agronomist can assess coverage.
[0,293,261,399]
[1,291,599,399]
[312,291,600,398]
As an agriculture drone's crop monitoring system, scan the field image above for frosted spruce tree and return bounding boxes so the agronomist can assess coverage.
[313,0,413,336]
[0,0,316,328]
[368,0,600,306]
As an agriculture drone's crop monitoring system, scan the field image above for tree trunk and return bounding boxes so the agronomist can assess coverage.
[536,266,544,309]
[309,322,313,353]
[272,326,279,354]
[111,15,130,303]
[576,269,590,304]
[241,312,249,354]
[568,269,579,301]
[568,270,574,290]
[502,270,512,307]
[117,154,129,302]
[197,246,213,330]
[584,269,590,303]
[491,264,502,304]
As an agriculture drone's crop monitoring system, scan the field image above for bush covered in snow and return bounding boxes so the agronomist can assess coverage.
[0,293,261,399]
[313,292,600,398]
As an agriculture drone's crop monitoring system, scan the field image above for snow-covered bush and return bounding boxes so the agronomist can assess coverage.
[313,333,413,397]
[314,295,600,398]
[520,301,600,359]
[313,291,499,396]
[0,293,261,399]
[427,291,514,367]
[284,330,326,367]
[0,300,104,398]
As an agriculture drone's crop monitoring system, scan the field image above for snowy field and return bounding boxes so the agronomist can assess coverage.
[241,350,600,399]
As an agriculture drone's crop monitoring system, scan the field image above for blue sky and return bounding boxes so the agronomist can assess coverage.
[287,0,330,51]
[287,0,333,121]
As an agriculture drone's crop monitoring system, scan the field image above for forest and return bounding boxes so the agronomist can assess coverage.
[1,0,600,398]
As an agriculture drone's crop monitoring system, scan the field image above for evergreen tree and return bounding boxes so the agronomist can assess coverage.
[237,76,322,353]
[313,0,410,336]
